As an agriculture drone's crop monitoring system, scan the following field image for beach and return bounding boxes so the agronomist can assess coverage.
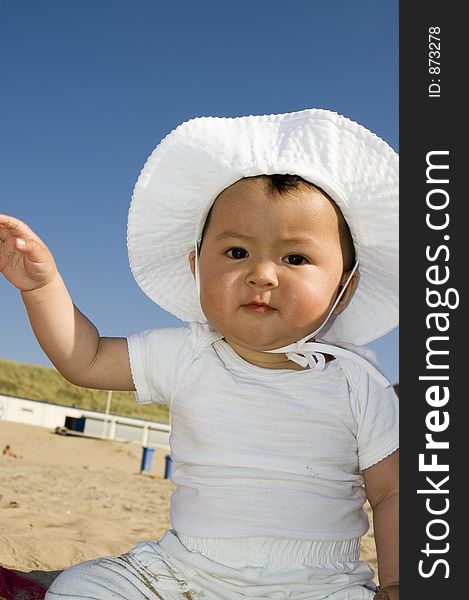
[0,420,378,589]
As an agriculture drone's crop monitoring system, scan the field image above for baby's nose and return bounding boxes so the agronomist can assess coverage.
[246,261,279,287]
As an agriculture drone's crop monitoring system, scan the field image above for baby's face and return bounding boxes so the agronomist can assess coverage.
[191,178,352,361]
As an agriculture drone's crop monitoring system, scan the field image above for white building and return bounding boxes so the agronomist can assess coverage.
[0,393,170,449]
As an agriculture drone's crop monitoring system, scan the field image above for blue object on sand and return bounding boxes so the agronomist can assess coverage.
[140,446,155,472]
[164,454,173,479]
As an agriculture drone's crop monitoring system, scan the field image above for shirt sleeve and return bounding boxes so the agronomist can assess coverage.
[354,370,399,471]
[127,326,193,406]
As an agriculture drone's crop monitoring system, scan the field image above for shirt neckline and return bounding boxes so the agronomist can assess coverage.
[213,338,335,378]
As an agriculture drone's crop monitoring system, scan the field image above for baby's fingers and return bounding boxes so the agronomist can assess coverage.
[14,235,47,264]
[0,215,57,290]
[14,236,56,283]
[0,214,35,239]
[15,236,46,258]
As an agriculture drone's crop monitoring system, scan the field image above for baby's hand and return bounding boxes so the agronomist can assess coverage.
[0,214,58,292]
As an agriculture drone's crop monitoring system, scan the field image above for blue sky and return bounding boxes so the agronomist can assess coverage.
[0,0,399,384]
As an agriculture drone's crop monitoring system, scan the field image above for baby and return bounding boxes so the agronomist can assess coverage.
[0,108,399,600]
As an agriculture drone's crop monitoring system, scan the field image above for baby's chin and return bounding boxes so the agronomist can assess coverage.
[207,316,320,350]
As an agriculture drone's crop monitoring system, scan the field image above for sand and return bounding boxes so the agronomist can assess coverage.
[0,420,378,590]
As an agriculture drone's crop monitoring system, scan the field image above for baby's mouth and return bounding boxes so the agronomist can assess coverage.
[243,302,276,313]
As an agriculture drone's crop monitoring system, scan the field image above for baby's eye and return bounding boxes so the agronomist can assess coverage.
[226,247,248,259]
[283,254,308,266]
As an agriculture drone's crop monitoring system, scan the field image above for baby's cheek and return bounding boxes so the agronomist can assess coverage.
[286,284,317,308]
[200,280,230,320]
[286,288,329,325]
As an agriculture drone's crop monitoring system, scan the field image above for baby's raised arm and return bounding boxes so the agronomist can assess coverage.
[0,215,134,391]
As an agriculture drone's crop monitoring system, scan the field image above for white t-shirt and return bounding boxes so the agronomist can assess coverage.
[127,323,399,541]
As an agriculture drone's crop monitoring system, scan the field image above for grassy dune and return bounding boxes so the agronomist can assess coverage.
[0,358,169,424]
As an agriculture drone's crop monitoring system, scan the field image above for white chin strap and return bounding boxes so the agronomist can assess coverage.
[195,239,201,298]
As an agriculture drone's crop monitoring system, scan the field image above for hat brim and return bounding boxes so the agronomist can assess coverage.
[127,109,398,345]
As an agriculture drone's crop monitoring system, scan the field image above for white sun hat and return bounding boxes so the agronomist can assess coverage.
[127,108,398,346]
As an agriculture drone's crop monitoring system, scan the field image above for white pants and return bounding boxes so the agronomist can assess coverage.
[46,530,377,599]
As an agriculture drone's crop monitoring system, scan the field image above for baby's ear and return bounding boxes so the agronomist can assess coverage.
[333,270,360,315]
[189,249,196,279]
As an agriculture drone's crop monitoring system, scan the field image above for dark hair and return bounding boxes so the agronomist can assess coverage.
[255,174,316,195]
